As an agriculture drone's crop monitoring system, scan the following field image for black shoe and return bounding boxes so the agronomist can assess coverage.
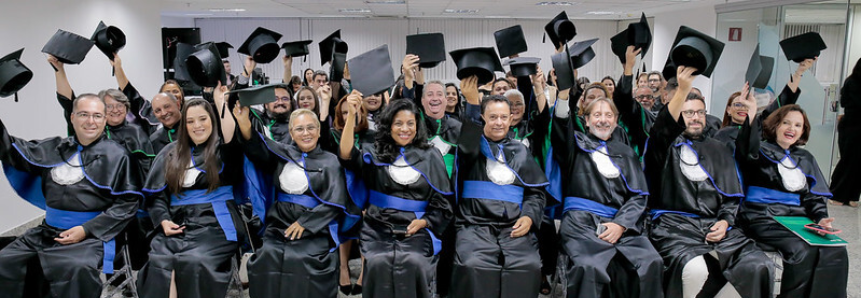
[340,284,353,296]
[540,276,552,295]
[350,284,363,295]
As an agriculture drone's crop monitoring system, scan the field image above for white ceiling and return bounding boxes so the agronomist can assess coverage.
[161,0,753,20]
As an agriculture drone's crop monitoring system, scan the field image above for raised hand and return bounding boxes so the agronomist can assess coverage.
[460,75,480,105]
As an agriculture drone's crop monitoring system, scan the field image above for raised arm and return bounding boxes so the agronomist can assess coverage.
[667,66,697,121]
[112,53,130,90]
[457,76,482,159]
[213,83,235,144]
[339,90,363,160]
[48,55,73,100]
[281,55,293,84]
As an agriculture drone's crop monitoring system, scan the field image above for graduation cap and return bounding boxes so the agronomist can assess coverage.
[494,25,528,58]
[319,30,349,66]
[215,42,233,60]
[570,38,598,69]
[610,13,651,64]
[172,43,195,82]
[662,57,676,81]
[449,47,504,85]
[41,29,95,65]
[90,21,126,61]
[0,49,33,101]
[505,57,541,77]
[348,44,395,95]
[185,42,226,87]
[230,84,278,107]
[238,27,282,64]
[745,45,775,89]
[544,11,576,48]
[281,40,312,59]
[330,52,347,82]
[780,32,827,62]
[406,33,446,68]
[669,26,724,77]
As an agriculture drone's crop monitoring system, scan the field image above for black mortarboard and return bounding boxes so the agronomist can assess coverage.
[544,11,576,48]
[780,32,827,62]
[348,44,395,95]
[662,57,676,81]
[281,40,312,57]
[449,47,504,85]
[185,42,226,87]
[172,43,195,82]
[41,29,95,65]
[319,30,349,66]
[406,33,446,68]
[230,84,277,107]
[0,49,33,101]
[569,38,598,69]
[215,42,233,59]
[745,45,774,89]
[610,13,651,64]
[90,21,126,61]
[238,27,282,63]
[551,51,575,90]
[506,57,541,77]
[670,26,724,77]
[494,25,528,58]
[330,52,347,82]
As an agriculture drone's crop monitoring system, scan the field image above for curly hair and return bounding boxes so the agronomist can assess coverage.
[763,104,811,146]
[373,99,431,163]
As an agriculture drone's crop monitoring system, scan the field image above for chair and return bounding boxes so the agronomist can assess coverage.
[101,234,139,298]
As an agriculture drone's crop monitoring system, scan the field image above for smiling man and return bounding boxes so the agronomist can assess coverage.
[148,92,183,153]
[450,76,550,298]
[0,94,143,298]
[247,85,295,144]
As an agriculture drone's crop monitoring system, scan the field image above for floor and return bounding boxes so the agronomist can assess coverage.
[99,204,859,298]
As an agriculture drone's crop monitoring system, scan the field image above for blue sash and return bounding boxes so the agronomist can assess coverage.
[462,181,524,207]
[276,193,321,209]
[45,207,116,274]
[745,186,801,206]
[368,190,442,255]
[563,197,618,218]
[649,209,701,221]
[170,186,238,242]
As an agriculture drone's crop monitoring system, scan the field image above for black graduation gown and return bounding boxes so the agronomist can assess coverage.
[714,85,801,147]
[122,82,162,134]
[341,144,453,298]
[735,117,848,298]
[249,108,293,144]
[611,74,651,157]
[0,118,142,298]
[549,109,663,298]
[320,127,376,155]
[149,125,179,154]
[450,105,550,298]
[241,131,360,298]
[831,71,861,204]
[402,84,462,179]
[644,107,774,298]
[136,140,246,298]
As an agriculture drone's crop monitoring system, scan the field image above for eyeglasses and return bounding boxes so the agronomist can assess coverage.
[681,110,707,117]
[731,102,746,109]
[106,104,126,111]
[291,125,319,134]
[274,96,291,102]
[74,112,105,121]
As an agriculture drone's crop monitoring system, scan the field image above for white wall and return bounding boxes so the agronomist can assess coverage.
[194,17,622,85]
[651,5,718,105]
[0,0,164,233]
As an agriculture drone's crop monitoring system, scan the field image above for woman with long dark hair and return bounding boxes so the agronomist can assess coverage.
[137,85,245,298]
[444,83,463,119]
[339,95,453,298]
[303,68,314,87]
[734,102,848,297]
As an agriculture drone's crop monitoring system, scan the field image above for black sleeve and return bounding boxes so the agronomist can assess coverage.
[735,115,761,165]
[718,195,739,226]
[613,192,647,234]
[522,186,546,231]
[645,107,686,168]
[82,192,139,241]
[614,75,648,151]
[424,187,453,236]
[456,104,483,161]
[549,104,578,169]
[57,92,76,137]
[240,129,280,173]
[762,85,801,120]
[296,204,340,234]
[148,190,171,229]
[0,118,46,174]
[802,193,829,224]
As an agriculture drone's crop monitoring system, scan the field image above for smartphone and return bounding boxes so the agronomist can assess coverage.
[595,224,607,236]
[804,223,841,234]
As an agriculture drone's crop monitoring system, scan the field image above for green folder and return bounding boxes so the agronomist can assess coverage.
[773,216,848,247]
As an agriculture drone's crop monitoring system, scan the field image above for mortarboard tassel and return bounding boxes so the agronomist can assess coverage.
[221,101,226,118]
[542,33,546,44]
[14,93,19,102]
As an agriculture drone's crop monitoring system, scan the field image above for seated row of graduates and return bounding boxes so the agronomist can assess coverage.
[0,36,850,298]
